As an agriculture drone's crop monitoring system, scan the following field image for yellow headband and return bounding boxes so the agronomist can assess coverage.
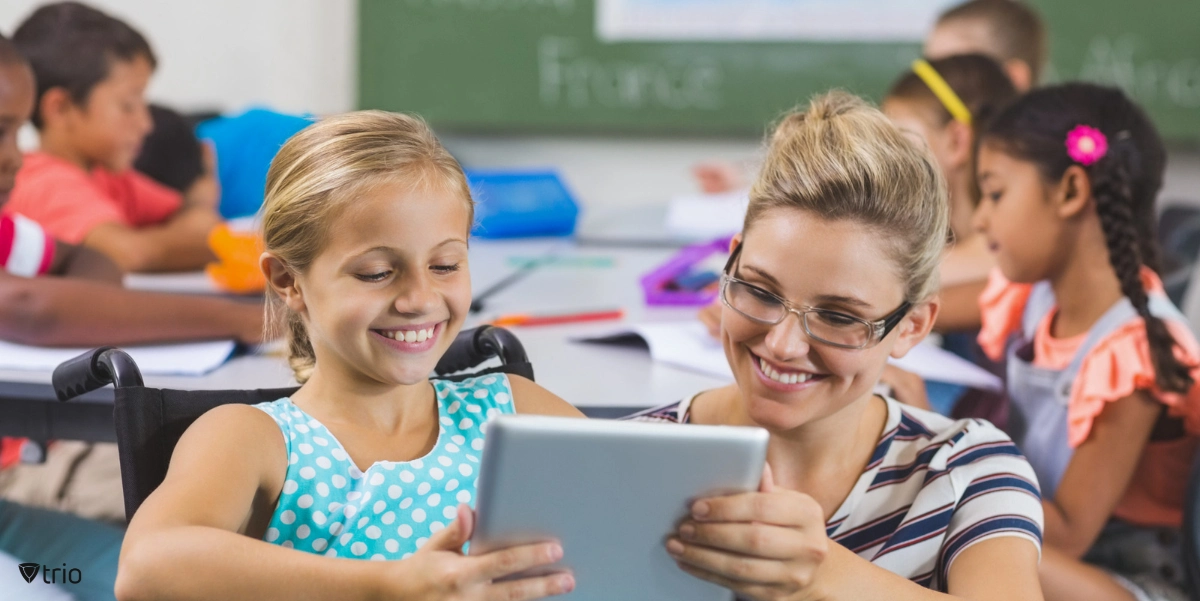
[911,59,972,126]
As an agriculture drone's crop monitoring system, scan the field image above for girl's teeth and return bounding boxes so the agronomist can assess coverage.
[382,327,435,343]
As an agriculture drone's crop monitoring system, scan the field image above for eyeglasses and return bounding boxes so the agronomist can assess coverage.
[720,243,911,350]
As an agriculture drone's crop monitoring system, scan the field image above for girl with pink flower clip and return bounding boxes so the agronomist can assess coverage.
[974,83,1200,601]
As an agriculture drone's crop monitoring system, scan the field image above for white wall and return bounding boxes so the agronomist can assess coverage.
[2,0,1196,211]
[1,0,357,116]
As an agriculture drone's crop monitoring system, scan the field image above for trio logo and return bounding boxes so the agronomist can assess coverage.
[17,562,82,585]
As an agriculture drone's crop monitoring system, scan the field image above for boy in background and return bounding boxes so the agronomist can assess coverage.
[7,1,220,272]
[924,0,1047,92]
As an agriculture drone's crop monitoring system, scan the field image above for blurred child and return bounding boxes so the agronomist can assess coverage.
[116,111,583,601]
[976,83,1200,601]
[633,92,1043,599]
[925,0,1047,92]
[0,30,262,348]
[7,2,221,272]
[883,53,1018,331]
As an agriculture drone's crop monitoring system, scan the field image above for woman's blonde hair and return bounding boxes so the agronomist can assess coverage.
[746,90,949,303]
[261,110,473,383]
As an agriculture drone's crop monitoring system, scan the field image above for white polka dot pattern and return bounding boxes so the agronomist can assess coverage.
[252,375,514,560]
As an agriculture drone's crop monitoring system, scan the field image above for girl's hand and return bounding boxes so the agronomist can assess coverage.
[666,465,831,601]
[880,365,932,411]
[383,503,575,601]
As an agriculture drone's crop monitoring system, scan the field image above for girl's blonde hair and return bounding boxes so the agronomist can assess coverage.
[746,91,949,303]
[261,110,473,383]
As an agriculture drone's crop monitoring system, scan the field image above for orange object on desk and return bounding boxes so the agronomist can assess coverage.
[490,309,624,327]
[205,224,266,294]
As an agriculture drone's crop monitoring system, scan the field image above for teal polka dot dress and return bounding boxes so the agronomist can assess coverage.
[253,374,516,560]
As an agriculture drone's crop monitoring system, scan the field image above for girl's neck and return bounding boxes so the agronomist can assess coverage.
[946,165,977,243]
[292,364,435,435]
[1047,224,1125,339]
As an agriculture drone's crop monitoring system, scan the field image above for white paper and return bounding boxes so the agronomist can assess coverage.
[575,321,1001,391]
[664,190,748,238]
[0,339,237,376]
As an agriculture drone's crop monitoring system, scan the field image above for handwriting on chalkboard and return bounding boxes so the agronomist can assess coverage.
[405,0,574,10]
[1075,35,1200,108]
[538,37,723,111]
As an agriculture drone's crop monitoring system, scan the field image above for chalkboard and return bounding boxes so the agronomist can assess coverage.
[358,0,1200,140]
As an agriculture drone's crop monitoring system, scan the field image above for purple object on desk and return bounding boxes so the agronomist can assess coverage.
[640,237,731,306]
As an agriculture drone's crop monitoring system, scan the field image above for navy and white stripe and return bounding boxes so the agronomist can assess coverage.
[627,396,1043,592]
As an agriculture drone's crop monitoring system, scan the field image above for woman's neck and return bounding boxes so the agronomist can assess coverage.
[707,386,889,519]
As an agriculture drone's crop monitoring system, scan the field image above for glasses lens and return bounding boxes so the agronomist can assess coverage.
[724,279,785,324]
[804,310,872,348]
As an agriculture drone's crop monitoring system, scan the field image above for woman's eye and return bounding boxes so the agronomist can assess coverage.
[356,271,391,282]
[431,263,461,274]
[816,311,859,327]
[986,190,1002,203]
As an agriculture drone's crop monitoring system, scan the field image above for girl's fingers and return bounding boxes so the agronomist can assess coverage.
[675,561,776,601]
[677,520,806,560]
[692,490,821,527]
[423,504,472,553]
[483,571,576,601]
[666,538,787,586]
[474,540,565,582]
[759,462,775,493]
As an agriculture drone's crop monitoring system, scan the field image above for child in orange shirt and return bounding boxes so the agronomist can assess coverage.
[7,2,221,272]
[976,83,1200,601]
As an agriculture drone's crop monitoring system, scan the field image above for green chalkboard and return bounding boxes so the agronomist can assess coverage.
[358,0,1200,140]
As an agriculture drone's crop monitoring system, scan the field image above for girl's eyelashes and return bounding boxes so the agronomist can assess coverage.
[355,271,392,283]
[431,263,461,274]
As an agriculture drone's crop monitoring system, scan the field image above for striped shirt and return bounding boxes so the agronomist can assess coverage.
[627,396,1043,592]
[0,213,54,277]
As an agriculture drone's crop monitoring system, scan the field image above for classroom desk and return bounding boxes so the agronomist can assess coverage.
[0,238,732,442]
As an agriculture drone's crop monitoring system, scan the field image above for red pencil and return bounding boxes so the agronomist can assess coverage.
[491,308,624,327]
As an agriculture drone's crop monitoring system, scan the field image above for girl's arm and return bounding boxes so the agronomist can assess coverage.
[49,239,124,283]
[1040,391,1160,557]
[666,466,1043,601]
[0,271,264,346]
[117,404,572,601]
[933,280,986,333]
[509,374,586,418]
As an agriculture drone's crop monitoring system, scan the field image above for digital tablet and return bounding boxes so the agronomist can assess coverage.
[470,415,769,601]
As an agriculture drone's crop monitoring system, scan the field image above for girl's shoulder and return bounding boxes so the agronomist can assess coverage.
[976,268,1035,361]
[1067,315,1200,447]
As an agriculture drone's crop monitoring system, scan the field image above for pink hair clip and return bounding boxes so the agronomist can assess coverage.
[1066,125,1108,166]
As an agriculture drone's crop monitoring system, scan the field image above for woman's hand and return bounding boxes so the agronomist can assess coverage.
[666,465,831,601]
[383,504,575,601]
[879,365,931,411]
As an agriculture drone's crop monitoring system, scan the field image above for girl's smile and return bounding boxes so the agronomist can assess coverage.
[371,321,446,354]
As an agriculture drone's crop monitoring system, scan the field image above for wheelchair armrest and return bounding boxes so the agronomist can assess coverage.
[52,347,145,401]
[434,326,532,379]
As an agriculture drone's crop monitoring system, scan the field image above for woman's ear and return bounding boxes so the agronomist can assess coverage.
[728,232,743,254]
[261,252,306,314]
[1054,165,1093,219]
[889,298,940,359]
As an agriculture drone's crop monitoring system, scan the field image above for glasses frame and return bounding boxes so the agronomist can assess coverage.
[720,242,912,350]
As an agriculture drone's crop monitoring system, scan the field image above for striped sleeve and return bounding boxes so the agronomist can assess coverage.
[0,214,55,277]
[937,420,1043,583]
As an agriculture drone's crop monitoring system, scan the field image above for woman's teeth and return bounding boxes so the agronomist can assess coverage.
[760,357,813,385]
[380,327,435,343]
